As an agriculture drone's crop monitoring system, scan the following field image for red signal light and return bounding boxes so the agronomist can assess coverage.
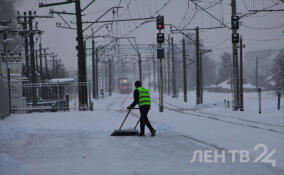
[156,15,164,30]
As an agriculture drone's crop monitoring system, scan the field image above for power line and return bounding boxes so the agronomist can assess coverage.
[182,9,198,29]
[119,0,173,38]
[178,4,190,28]
[246,37,284,42]
[205,34,231,47]
[188,0,230,29]
[243,23,284,30]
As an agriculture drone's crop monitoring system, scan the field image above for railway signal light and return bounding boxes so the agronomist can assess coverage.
[232,33,239,43]
[156,15,164,30]
[231,16,239,30]
[157,33,164,44]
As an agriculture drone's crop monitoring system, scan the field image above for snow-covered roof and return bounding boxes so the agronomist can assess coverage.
[0,26,9,32]
[243,83,255,89]
[217,80,231,89]
[3,38,16,44]
[215,80,256,89]
[48,78,75,83]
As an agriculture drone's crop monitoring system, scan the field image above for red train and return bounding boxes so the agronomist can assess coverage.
[118,78,132,94]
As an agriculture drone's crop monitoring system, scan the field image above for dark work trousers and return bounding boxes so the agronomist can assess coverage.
[139,105,154,134]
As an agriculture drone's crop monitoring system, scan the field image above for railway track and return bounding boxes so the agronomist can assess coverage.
[106,93,140,117]
[162,98,284,128]
[152,98,284,135]
[106,94,129,111]
[107,94,226,150]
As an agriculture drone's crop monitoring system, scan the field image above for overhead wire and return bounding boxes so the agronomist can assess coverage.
[242,23,284,30]
[121,0,174,37]
[178,4,190,28]
[181,6,198,29]
[207,34,231,48]
[246,37,284,42]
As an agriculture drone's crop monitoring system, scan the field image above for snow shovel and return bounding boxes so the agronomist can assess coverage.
[111,108,140,136]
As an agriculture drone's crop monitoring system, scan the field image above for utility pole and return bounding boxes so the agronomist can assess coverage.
[23,12,30,79]
[159,56,164,112]
[104,61,108,93]
[167,34,171,95]
[108,59,112,96]
[138,53,142,83]
[156,15,164,112]
[170,25,223,103]
[39,35,43,80]
[232,0,240,110]
[182,38,187,102]
[28,11,37,106]
[164,53,167,93]
[200,47,203,104]
[52,54,55,78]
[92,29,96,99]
[111,59,114,92]
[35,50,39,73]
[256,57,258,90]
[44,49,49,79]
[57,60,60,77]
[196,26,201,104]
[171,37,177,98]
[75,0,88,110]
[95,48,99,99]
[39,0,89,110]
[153,54,156,92]
[258,88,262,114]
[277,87,281,110]
[18,10,53,80]
[239,36,244,111]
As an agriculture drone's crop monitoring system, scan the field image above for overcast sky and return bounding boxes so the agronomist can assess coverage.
[15,0,284,70]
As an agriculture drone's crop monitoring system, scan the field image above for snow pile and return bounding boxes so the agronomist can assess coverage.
[0,111,124,140]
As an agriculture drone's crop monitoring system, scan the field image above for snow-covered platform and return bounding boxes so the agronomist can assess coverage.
[0,92,283,175]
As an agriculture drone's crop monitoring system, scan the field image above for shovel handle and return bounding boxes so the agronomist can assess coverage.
[134,119,140,130]
[131,107,140,129]
[119,109,131,130]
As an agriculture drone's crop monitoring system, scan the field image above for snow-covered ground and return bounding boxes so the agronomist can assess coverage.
[0,91,283,175]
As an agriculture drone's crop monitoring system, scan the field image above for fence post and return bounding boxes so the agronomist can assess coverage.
[257,88,262,114]
[57,82,60,110]
[88,81,93,111]
[7,68,11,114]
[65,94,70,111]
[277,87,281,110]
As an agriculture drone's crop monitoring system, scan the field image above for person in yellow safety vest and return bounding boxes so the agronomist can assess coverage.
[127,81,156,137]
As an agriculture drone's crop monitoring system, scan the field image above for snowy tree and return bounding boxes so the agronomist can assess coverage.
[272,49,284,89]
[217,52,232,84]
[203,55,218,86]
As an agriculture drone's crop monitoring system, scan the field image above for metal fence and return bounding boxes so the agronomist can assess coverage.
[10,79,91,113]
